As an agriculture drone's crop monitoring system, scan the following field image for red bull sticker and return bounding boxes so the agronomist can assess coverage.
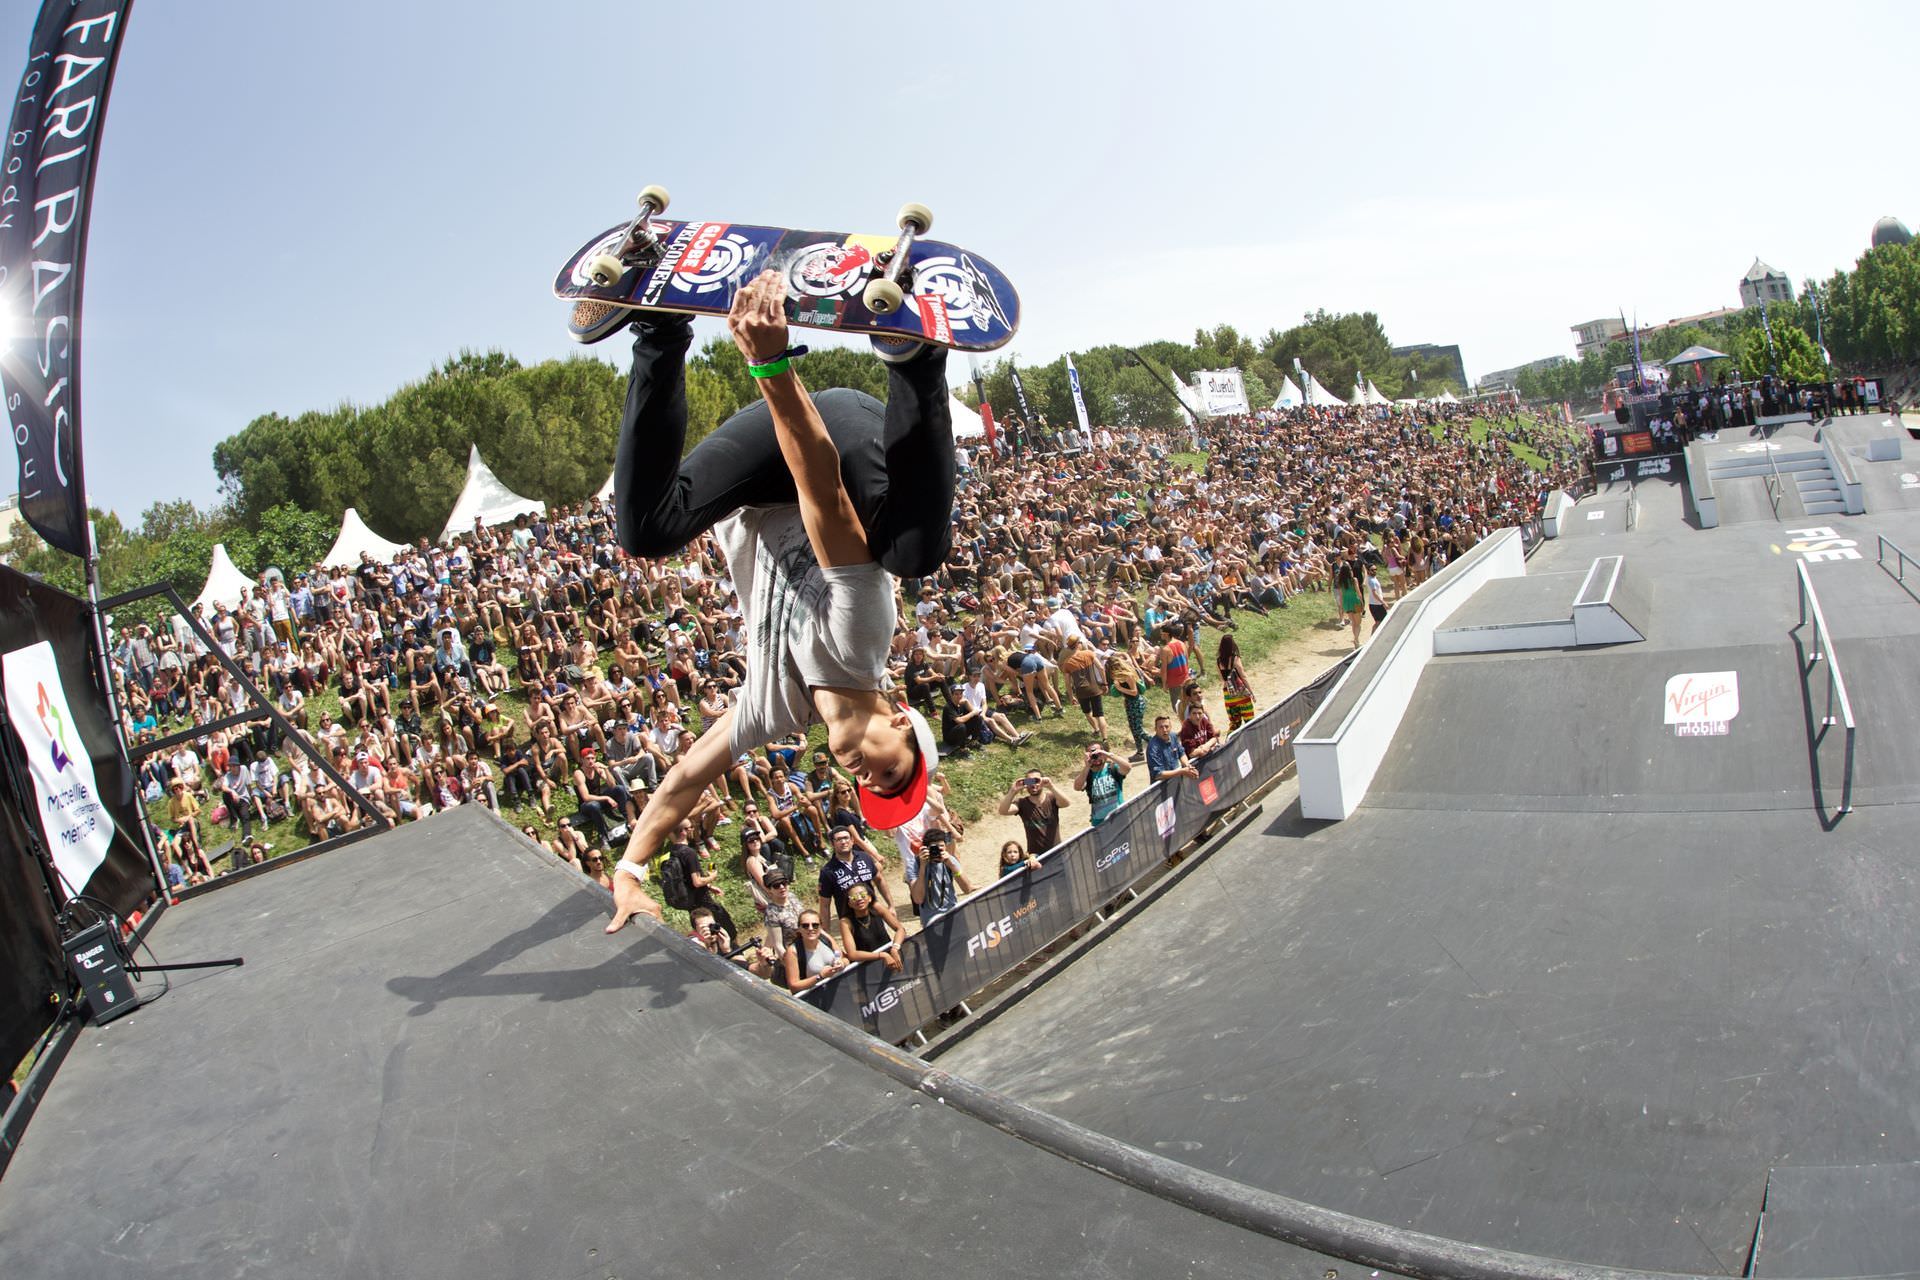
[914,294,952,343]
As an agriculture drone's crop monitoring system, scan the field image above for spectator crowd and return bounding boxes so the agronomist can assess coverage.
[110,393,1580,983]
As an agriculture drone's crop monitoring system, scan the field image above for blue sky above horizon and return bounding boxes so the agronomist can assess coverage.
[5,0,1915,522]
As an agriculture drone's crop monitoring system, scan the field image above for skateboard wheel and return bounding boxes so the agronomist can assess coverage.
[897,202,933,234]
[637,184,671,214]
[863,277,905,315]
[586,254,627,288]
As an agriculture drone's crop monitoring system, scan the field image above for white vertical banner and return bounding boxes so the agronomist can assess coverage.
[3,640,114,895]
[1065,354,1094,447]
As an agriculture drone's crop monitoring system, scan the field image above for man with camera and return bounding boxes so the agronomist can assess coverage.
[998,769,1073,858]
[907,826,974,922]
[1073,738,1132,827]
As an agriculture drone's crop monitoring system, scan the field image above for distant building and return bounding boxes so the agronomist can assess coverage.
[1739,258,1793,308]
[1477,355,1567,393]
[1871,215,1912,249]
[1571,317,1627,357]
[1389,343,1467,389]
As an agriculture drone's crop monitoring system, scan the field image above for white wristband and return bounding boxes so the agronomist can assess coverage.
[614,860,648,885]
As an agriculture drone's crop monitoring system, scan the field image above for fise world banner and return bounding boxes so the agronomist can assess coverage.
[3,639,114,895]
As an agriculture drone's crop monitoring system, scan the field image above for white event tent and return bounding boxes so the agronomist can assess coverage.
[322,507,410,569]
[191,543,255,615]
[948,391,986,440]
[441,444,546,542]
[1300,369,1346,407]
[594,470,615,501]
[1272,376,1304,410]
[1353,379,1392,407]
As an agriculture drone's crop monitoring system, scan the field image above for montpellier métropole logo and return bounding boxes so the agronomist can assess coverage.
[36,681,75,771]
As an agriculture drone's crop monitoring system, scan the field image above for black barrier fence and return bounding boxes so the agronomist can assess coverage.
[0,565,158,1072]
[802,658,1355,1042]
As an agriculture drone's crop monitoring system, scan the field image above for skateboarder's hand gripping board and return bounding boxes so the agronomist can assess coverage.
[728,270,871,568]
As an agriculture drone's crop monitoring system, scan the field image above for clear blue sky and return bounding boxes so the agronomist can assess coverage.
[6,0,1915,522]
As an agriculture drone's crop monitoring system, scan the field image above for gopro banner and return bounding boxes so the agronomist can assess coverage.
[805,657,1354,1042]
[3,639,112,894]
[1,0,135,557]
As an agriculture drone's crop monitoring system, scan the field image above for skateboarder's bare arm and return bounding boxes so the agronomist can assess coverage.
[605,704,738,932]
[727,271,873,569]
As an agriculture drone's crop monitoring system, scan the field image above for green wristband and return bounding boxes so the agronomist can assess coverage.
[748,356,791,379]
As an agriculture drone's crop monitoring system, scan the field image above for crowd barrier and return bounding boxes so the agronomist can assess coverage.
[802,659,1354,1042]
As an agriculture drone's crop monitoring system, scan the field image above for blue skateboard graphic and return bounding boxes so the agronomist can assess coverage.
[554,190,1018,351]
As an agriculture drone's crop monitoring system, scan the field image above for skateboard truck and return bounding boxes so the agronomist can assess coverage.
[861,202,932,315]
[586,185,672,288]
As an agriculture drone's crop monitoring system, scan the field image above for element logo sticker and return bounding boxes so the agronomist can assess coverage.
[786,242,873,298]
[911,254,1009,334]
[1664,670,1738,737]
[668,224,763,296]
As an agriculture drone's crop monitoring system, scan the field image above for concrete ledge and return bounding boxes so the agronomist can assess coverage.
[1686,439,1719,528]
[1296,528,1526,820]
[1815,429,1866,514]
[1542,489,1574,538]
[1866,436,1903,463]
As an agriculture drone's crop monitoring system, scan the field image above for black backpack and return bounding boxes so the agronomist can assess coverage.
[657,851,693,911]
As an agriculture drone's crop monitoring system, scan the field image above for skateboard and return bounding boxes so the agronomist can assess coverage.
[553,187,1019,351]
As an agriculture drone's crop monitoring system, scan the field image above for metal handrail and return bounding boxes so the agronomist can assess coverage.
[1795,561,1856,815]
[1762,441,1786,519]
[1878,534,1918,600]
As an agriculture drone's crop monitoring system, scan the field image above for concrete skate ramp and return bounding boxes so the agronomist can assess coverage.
[0,806,1337,1280]
[1715,472,1799,524]
[1561,492,1630,536]
[939,797,1920,1274]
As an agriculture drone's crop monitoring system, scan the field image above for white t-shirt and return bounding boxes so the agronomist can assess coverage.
[713,505,895,755]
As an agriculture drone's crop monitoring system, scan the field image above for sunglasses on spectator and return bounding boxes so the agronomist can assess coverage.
[798,921,821,929]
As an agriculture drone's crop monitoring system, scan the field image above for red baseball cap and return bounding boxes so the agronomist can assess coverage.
[856,707,938,831]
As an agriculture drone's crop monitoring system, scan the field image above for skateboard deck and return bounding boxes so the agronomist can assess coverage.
[554,218,1019,352]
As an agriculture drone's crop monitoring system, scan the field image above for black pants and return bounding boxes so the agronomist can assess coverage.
[614,319,955,579]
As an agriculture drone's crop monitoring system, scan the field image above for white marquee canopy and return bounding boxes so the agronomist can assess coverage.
[441,444,546,542]
[322,507,410,568]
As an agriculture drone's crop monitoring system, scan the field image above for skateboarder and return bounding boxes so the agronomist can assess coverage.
[606,271,950,930]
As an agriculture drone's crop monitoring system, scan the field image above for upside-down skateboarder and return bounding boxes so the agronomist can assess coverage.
[605,270,952,930]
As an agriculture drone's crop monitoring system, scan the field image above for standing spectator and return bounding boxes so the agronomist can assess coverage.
[1217,634,1254,732]
[998,769,1071,858]
[816,824,890,936]
[838,885,904,974]
[906,825,972,922]
[1145,714,1200,783]
[1073,739,1131,827]
[669,819,737,940]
